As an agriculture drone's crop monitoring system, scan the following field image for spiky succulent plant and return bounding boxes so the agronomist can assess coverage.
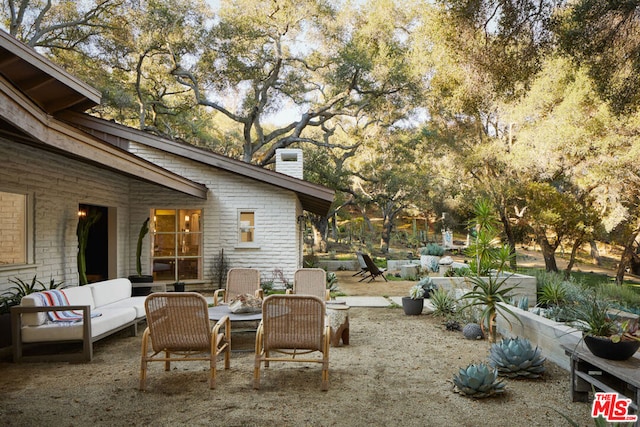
[452,362,505,398]
[488,337,546,379]
[462,323,484,340]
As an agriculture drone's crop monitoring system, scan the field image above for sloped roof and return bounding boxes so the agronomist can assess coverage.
[0,31,100,114]
[0,30,207,199]
[60,111,335,216]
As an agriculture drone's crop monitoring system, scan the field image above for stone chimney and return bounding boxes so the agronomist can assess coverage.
[275,148,303,179]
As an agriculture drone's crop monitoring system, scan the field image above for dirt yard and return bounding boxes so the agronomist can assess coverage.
[0,258,597,427]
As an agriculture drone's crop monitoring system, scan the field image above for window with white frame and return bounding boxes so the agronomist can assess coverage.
[238,210,255,244]
[151,209,202,281]
[0,190,32,266]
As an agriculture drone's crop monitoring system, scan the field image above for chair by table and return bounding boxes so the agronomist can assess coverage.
[288,268,330,301]
[139,292,231,390]
[254,294,330,391]
[213,268,262,305]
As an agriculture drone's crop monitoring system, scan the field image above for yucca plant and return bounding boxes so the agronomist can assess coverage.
[489,337,546,379]
[453,362,506,398]
[460,272,522,343]
[461,200,522,343]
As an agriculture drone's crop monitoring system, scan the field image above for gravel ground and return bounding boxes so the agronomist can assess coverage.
[0,305,593,426]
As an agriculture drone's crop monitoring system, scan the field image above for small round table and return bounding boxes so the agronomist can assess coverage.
[208,305,262,352]
[208,305,262,322]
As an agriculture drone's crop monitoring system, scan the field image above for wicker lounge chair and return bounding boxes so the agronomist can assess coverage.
[359,253,388,282]
[254,294,330,391]
[287,268,330,301]
[352,251,370,277]
[213,268,262,306]
[139,292,231,390]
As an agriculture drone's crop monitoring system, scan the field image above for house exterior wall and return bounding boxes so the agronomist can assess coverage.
[0,137,198,292]
[129,143,302,286]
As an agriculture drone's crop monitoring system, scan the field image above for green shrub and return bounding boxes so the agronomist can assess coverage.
[420,243,444,256]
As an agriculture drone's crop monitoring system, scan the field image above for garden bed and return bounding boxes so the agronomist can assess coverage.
[432,273,537,307]
[496,305,581,371]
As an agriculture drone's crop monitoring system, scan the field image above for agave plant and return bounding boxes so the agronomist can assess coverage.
[489,337,546,379]
[452,362,506,398]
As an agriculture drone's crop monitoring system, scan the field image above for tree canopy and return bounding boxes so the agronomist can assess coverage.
[3,0,640,280]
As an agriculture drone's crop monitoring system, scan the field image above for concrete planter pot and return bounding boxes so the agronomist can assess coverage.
[420,255,440,271]
[402,297,424,315]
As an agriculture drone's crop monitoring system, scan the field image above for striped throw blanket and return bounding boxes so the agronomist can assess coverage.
[36,290,101,322]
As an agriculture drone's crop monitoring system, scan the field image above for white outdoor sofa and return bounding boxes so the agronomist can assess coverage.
[11,278,146,362]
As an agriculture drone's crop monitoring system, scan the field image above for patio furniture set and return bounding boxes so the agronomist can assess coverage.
[141,267,336,391]
[11,268,342,391]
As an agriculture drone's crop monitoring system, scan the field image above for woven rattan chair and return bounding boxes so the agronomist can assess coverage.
[254,294,330,391]
[139,292,231,390]
[287,268,330,301]
[213,268,262,306]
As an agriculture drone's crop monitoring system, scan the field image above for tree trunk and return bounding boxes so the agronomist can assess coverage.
[616,228,640,284]
[536,233,559,272]
[499,206,517,269]
[380,214,393,253]
[331,214,338,242]
[589,240,602,266]
[564,238,583,280]
[629,251,640,275]
[310,216,329,253]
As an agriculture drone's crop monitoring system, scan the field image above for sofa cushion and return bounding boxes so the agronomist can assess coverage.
[20,287,94,327]
[87,278,132,307]
[20,307,137,343]
[100,296,146,319]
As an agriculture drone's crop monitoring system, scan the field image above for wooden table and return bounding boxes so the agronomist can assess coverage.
[562,342,640,425]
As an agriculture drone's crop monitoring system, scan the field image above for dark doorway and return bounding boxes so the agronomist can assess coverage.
[79,204,109,283]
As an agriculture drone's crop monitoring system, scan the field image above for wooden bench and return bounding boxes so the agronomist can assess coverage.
[562,342,640,426]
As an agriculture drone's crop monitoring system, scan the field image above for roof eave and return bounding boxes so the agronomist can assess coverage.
[60,112,335,216]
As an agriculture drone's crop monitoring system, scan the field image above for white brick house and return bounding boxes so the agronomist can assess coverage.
[0,30,333,293]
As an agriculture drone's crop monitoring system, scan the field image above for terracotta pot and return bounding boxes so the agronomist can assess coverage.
[401,297,424,315]
[583,334,640,361]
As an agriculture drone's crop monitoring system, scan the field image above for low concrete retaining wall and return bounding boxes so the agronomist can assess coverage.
[387,260,420,271]
[316,260,359,271]
[496,305,580,371]
[431,273,537,307]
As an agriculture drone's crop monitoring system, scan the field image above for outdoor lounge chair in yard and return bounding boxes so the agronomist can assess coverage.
[352,252,370,277]
[288,268,330,301]
[213,268,262,305]
[139,292,231,390]
[359,254,388,282]
[254,294,330,391]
